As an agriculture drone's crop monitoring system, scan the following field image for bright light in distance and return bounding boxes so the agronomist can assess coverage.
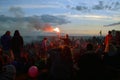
[53,27,60,33]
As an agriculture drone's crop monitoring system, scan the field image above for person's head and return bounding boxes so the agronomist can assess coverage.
[43,37,47,41]
[5,31,11,36]
[108,31,111,34]
[14,30,20,36]
[65,34,69,38]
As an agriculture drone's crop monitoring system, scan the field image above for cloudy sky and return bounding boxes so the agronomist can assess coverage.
[0,0,120,36]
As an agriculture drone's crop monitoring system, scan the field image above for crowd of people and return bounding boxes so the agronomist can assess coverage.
[0,30,120,80]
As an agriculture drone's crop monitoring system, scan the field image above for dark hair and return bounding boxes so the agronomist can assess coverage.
[66,34,69,38]
[5,31,10,35]
[14,30,20,36]
[108,31,111,34]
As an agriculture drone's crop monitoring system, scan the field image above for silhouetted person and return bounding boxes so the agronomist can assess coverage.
[11,30,24,61]
[60,34,71,46]
[49,46,73,80]
[104,31,113,53]
[40,37,48,64]
[0,31,11,51]
[41,37,48,53]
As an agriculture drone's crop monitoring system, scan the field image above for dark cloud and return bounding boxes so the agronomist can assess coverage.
[28,16,53,32]
[92,1,104,10]
[40,15,70,25]
[0,14,70,33]
[70,1,120,11]
[0,6,69,31]
[28,15,70,32]
[112,2,120,10]
[75,6,88,11]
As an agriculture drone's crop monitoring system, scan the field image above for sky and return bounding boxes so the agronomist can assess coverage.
[0,0,120,36]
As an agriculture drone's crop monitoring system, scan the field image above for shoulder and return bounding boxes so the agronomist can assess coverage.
[1,35,5,39]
